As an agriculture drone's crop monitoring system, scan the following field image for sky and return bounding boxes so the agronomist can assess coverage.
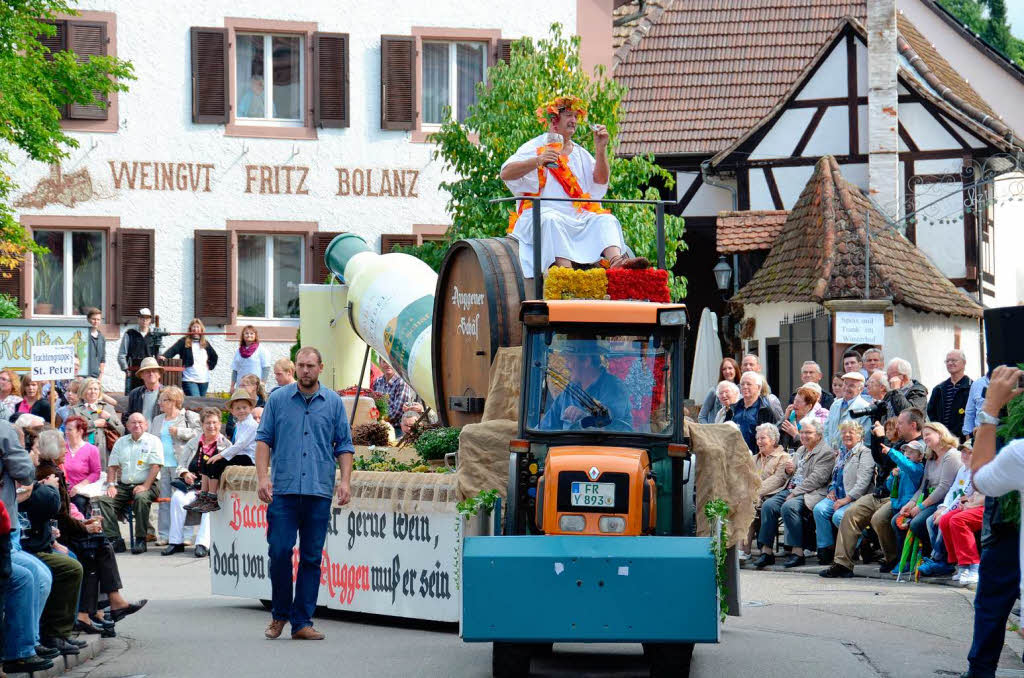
[1009,3,1024,40]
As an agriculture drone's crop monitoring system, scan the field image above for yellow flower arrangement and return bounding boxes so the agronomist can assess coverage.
[535,95,587,127]
[543,266,608,300]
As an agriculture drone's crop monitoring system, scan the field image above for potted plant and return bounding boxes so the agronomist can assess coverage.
[413,426,460,467]
[33,255,60,315]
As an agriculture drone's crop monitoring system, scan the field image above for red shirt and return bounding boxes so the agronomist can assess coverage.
[0,501,10,535]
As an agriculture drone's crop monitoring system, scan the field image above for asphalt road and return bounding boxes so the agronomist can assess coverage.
[65,550,1023,678]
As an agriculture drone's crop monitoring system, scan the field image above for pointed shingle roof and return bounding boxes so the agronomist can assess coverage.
[731,156,983,318]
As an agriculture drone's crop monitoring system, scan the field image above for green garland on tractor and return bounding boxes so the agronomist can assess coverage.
[703,498,730,622]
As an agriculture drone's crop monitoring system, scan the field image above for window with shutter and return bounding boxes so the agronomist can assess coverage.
[114,229,155,324]
[313,33,349,128]
[0,260,25,315]
[310,232,344,284]
[37,18,66,121]
[191,27,229,124]
[66,21,109,120]
[496,39,514,65]
[194,230,233,325]
[381,36,416,131]
[380,234,418,254]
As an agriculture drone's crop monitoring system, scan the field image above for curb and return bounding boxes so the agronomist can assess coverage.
[8,635,107,678]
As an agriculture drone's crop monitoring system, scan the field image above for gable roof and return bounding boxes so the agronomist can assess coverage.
[731,155,983,318]
[614,1,1016,158]
[717,210,788,253]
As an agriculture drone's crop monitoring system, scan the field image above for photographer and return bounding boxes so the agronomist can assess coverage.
[962,365,1023,678]
[117,309,161,394]
[857,370,910,425]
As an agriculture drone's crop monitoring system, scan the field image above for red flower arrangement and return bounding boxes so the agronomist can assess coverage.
[605,268,670,303]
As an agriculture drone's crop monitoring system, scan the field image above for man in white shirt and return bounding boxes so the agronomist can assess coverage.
[963,364,1023,678]
[500,95,646,277]
[97,412,163,553]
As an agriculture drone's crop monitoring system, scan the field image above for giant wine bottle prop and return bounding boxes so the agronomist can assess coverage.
[324,233,437,410]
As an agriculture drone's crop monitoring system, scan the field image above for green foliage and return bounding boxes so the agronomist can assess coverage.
[403,24,687,299]
[703,498,730,622]
[0,293,21,319]
[0,1,134,265]
[456,489,501,517]
[996,367,1024,528]
[289,328,300,364]
[413,426,461,461]
[938,0,1024,68]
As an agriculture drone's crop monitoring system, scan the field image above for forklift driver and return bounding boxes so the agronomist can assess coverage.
[539,342,630,431]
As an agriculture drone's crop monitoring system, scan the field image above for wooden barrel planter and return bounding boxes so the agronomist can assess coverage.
[432,237,526,427]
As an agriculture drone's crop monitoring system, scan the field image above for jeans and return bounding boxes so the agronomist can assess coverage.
[10,531,51,653]
[182,381,208,397]
[812,497,853,549]
[757,489,791,548]
[267,494,331,632]
[157,473,173,541]
[926,512,947,562]
[781,495,812,549]
[967,527,1021,677]
[909,503,939,552]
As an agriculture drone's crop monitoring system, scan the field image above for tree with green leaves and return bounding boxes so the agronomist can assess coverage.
[402,25,687,300]
[939,0,1024,69]
[0,0,134,269]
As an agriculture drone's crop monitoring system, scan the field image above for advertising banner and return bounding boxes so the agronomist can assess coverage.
[0,322,87,372]
[209,489,461,622]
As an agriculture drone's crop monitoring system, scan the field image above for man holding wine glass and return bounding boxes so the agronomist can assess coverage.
[500,95,648,277]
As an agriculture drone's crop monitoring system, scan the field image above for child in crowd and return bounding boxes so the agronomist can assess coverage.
[185,391,257,513]
[56,378,82,430]
[229,325,271,392]
[884,438,926,571]
[225,373,266,440]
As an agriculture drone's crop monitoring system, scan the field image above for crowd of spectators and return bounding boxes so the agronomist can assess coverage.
[710,349,998,596]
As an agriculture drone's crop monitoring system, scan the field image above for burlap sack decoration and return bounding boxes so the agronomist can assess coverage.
[456,420,518,502]
[481,346,522,422]
[686,420,761,548]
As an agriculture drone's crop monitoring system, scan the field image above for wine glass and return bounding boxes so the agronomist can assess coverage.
[543,132,562,169]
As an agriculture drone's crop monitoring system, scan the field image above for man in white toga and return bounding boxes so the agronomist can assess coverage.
[500,95,647,278]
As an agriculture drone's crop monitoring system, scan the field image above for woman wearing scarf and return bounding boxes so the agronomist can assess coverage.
[70,378,124,468]
[229,325,271,392]
[163,318,218,397]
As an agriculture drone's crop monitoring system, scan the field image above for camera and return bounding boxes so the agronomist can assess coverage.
[850,401,887,423]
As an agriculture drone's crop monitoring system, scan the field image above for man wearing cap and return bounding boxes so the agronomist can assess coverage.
[824,372,872,452]
[540,341,630,431]
[117,309,159,393]
[256,346,354,641]
[500,95,647,278]
[125,357,164,428]
[97,412,163,554]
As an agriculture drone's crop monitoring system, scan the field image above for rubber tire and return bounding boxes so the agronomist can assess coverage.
[644,642,694,678]
[492,641,532,678]
[259,599,272,611]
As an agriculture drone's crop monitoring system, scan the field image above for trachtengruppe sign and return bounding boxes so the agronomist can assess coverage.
[30,344,76,380]
[834,312,885,345]
[209,488,461,622]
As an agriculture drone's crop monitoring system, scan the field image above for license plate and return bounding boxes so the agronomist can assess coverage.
[570,482,615,507]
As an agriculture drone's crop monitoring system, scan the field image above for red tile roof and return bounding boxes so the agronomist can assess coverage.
[614,2,1015,157]
[731,156,983,318]
[716,210,789,253]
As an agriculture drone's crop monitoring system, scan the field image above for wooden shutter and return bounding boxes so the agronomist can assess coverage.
[114,229,155,324]
[381,234,418,254]
[309,231,344,284]
[0,259,25,315]
[380,36,416,130]
[66,21,109,120]
[191,27,229,124]
[313,33,349,128]
[495,39,514,65]
[38,21,68,118]
[194,230,233,325]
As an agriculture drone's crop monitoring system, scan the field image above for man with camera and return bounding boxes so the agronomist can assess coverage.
[961,365,1023,678]
[855,370,910,425]
[117,309,162,394]
[821,407,926,578]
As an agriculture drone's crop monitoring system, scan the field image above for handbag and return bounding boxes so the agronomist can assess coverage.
[104,427,120,451]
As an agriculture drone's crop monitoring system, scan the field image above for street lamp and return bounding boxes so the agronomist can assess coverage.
[713,256,732,292]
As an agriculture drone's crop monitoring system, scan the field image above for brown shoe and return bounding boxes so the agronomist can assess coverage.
[291,626,325,640]
[265,619,286,640]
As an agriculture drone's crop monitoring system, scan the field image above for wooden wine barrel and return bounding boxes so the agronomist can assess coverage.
[432,237,527,427]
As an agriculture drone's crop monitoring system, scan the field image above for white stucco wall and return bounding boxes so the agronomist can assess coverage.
[992,171,1024,307]
[5,0,580,394]
[739,301,821,383]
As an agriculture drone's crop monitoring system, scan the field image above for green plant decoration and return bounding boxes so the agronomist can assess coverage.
[703,498,730,622]
[413,426,461,462]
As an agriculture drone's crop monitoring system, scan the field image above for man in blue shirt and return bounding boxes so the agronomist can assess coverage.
[256,346,354,641]
[961,372,989,439]
[539,343,630,432]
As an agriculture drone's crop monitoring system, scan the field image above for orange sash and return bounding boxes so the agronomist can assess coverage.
[506,145,610,234]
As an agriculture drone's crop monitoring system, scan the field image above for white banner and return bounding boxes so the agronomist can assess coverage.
[30,343,76,380]
[834,312,884,345]
[209,490,461,622]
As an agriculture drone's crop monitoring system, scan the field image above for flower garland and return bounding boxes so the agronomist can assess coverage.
[605,268,670,303]
[535,95,587,126]
[543,267,608,300]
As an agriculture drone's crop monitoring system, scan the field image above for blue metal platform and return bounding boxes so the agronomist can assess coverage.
[462,536,719,643]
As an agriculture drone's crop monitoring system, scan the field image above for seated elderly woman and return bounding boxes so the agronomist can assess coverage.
[811,420,874,565]
[779,384,829,450]
[33,429,147,635]
[699,358,740,424]
[753,417,836,569]
[712,381,740,423]
[742,423,791,560]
